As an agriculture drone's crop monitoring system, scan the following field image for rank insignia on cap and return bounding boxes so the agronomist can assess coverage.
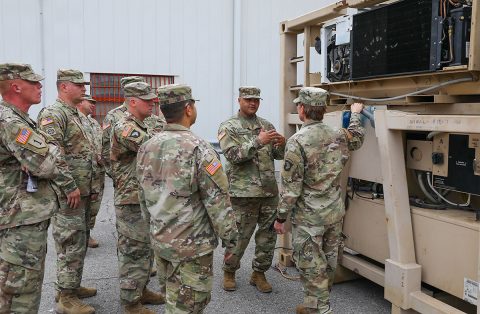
[41,117,54,126]
[217,131,226,141]
[16,128,32,144]
[205,160,221,175]
[122,126,132,137]
[102,123,111,130]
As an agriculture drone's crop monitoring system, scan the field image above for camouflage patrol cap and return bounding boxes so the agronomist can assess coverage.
[120,76,145,89]
[82,94,96,103]
[57,69,90,85]
[294,87,328,106]
[124,81,157,100]
[157,84,199,106]
[239,86,262,99]
[0,63,44,82]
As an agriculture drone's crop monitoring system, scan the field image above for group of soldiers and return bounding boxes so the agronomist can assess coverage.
[0,62,365,314]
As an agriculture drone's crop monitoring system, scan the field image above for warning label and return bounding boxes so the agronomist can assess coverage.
[464,278,478,305]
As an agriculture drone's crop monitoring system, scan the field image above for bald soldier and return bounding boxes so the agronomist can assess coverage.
[102,76,165,177]
[76,95,104,248]
[110,82,164,314]
[0,63,61,313]
[137,84,238,314]
[274,87,365,314]
[38,69,97,314]
[219,86,285,293]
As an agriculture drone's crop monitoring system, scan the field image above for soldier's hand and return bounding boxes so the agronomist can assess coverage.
[224,252,234,262]
[257,129,277,145]
[350,102,364,114]
[67,188,81,209]
[272,132,286,148]
[274,220,286,234]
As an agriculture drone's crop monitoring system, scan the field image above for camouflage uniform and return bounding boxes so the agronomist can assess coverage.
[277,87,365,313]
[0,63,60,313]
[101,76,165,177]
[37,70,95,293]
[110,82,163,305]
[137,84,238,314]
[219,87,285,274]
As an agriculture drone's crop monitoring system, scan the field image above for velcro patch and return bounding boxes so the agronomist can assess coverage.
[41,117,54,126]
[122,126,132,137]
[205,160,221,175]
[16,128,32,144]
[217,131,226,141]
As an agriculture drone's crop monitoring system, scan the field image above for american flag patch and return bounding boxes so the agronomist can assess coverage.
[41,117,54,126]
[205,160,221,175]
[102,123,111,130]
[122,126,132,137]
[16,128,32,144]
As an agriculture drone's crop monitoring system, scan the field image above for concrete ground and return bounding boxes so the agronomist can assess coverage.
[39,177,391,313]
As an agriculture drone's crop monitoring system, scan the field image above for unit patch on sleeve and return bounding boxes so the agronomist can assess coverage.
[129,130,141,138]
[16,128,32,144]
[205,160,221,175]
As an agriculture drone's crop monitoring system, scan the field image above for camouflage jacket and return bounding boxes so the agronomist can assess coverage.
[110,113,162,205]
[277,113,365,227]
[82,114,105,195]
[137,124,238,262]
[0,101,60,229]
[102,103,165,176]
[218,113,285,198]
[38,99,95,196]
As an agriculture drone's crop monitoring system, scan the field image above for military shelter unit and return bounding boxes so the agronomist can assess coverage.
[280,0,480,313]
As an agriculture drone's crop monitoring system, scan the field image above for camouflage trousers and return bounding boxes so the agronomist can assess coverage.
[223,197,277,273]
[0,220,49,314]
[155,251,213,314]
[88,170,105,230]
[292,220,343,313]
[53,195,91,291]
[115,204,152,304]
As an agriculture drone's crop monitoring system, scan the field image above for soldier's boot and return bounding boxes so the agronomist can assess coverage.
[249,271,272,293]
[124,302,155,314]
[56,291,95,314]
[55,286,97,302]
[223,271,237,291]
[296,305,332,314]
[139,288,165,305]
[88,236,99,248]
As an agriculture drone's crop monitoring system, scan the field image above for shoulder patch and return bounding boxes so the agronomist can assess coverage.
[102,123,111,130]
[122,126,133,137]
[41,117,54,126]
[284,160,293,171]
[45,127,56,135]
[16,128,32,144]
[205,160,222,175]
[217,131,226,141]
[130,129,141,138]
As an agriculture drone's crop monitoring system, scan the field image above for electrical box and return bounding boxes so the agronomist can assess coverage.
[406,140,433,172]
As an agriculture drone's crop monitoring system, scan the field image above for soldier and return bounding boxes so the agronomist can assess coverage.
[102,76,165,177]
[0,63,61,314]
[110,82,164,314]
[274,87,365,314]
[76,95,104,248]
[219,86,285,292]
[37,69,96,314]
[137,84,238,314]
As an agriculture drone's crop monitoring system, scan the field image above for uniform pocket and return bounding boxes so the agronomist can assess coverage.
[1,262,43,294]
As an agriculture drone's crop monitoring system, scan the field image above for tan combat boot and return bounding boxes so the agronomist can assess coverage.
[249,271,272,293]
[56,291,95,314]
[55,286,97,302]
[139,287,165,305]
[223,271,236,291]
[296,305,332,314]
[124,302,155,314]
[88,236,99,248]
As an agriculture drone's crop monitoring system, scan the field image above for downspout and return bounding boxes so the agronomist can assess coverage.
[232,0,241,115]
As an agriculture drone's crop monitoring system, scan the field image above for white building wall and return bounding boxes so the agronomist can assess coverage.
[0,0,335,139]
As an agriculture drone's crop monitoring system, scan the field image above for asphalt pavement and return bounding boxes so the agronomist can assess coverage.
[39,177,391,313]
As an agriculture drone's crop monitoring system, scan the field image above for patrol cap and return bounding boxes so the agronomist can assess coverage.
[239,86,262,100]
[82,94,96,103]
[120,76,145,89]
[157,84,199,106]
[0,63,44,82]
[124,81,157,100]
[57,69,90,85]
[293,87,328,107]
